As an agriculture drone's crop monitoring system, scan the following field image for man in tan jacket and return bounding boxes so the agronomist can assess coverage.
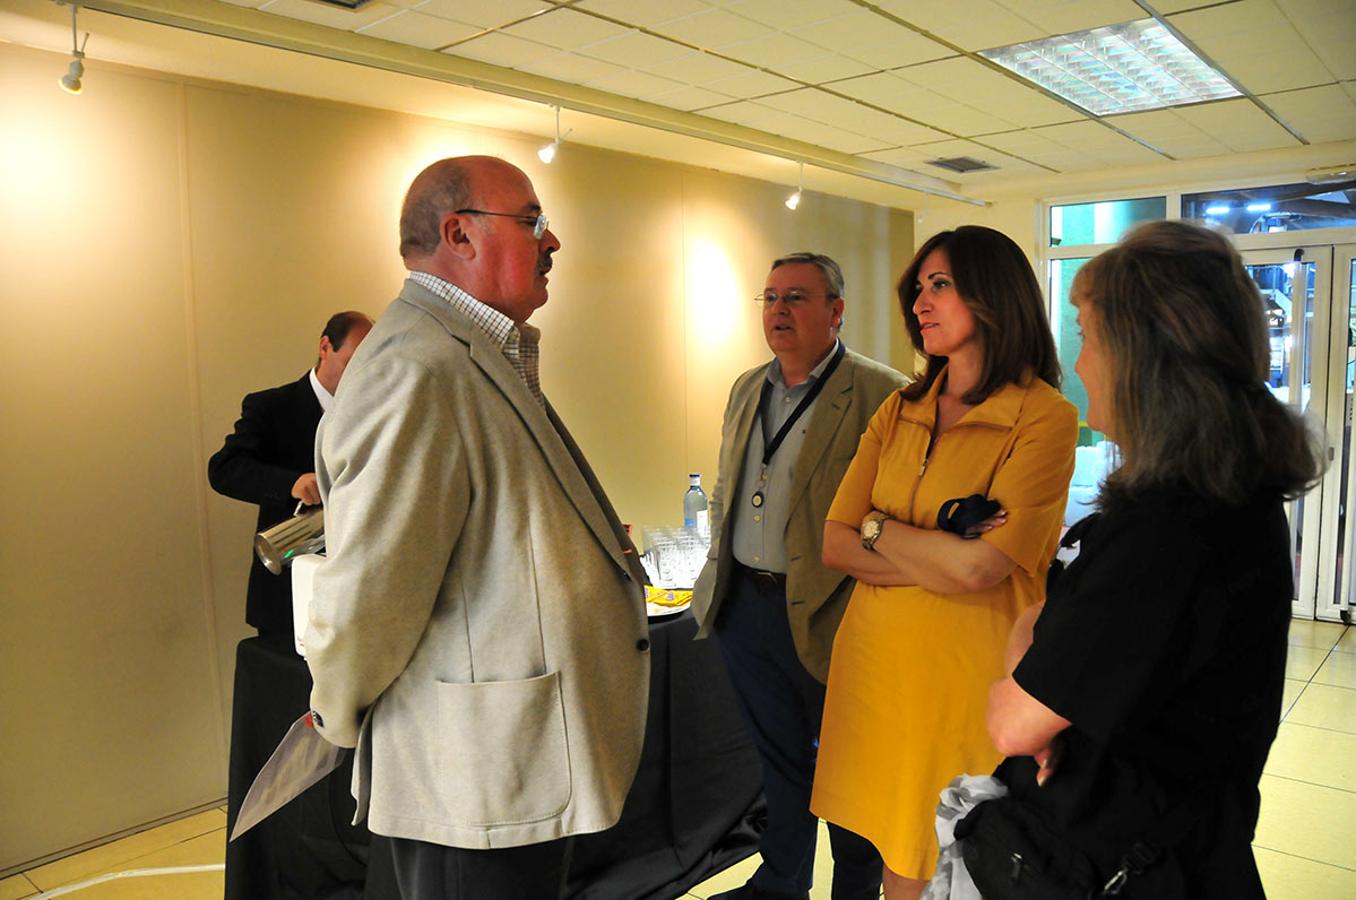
[693,253,907,900]
[305,156,650,899]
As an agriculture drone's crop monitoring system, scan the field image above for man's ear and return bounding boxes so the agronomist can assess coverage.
[318,335,334,359]
[832,296,846,329]
[441,212,476,260]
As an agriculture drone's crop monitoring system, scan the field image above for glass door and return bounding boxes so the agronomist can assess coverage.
[1323,245,1356,623]
[1240,247,1333,619]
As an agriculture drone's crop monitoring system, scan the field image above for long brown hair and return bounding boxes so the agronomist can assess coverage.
[899,226,1060,404]
[1076,220,1322,508]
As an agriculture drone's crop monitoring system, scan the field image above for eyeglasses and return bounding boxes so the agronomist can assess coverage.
[455,208,550,239]
[755,290,833,307]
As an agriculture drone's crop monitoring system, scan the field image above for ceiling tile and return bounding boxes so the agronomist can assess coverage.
[516,51,629,84]
[258,0,403,31]
[1263,83,1356,143]
[444,32,556,68]
[356,10,481,50]
[1168,98,1302,152]
[757,89,950,145]
[790,11,956,69]
[698,69,801,98]
[716,31,833,68]
[645,85,741,111]
[772,54,877,85]
[1102,108,1230,158]
[982,129,1088,169]
[1169,0,1336,94]
[415,0,550,29]
[859,146,934,168]
[1031,120,1170,167]
[828,71,1019,135]
[896,57,1081,127]
[724,0,861,30]
[764,114,892,154]
[583,69,687,100]
[575,0,710,27]
[992,0,1145,36]
[699,100,809,134]
[1278,0,1356,82]
[579,31,691,68]
[798,128,893,155]
[652,9,776,49]
[638,51,759,86]
[719,33,875,82]
[1149,1,1223,11]
[870,0,1043,51]
[502,8,633,50]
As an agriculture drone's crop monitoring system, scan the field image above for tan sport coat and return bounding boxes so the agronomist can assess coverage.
[306,279,650,850]
[692,347,908,682]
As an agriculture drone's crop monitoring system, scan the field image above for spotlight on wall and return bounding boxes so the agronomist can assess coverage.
[60,56,84,93]
[537,106,572,165]
[56,1,89,94]
[785,162,803,211]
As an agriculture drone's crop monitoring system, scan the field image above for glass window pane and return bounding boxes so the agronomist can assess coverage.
[1050,257,1116,527]
[1183,180,1356,234]
[1049,197,1166,247]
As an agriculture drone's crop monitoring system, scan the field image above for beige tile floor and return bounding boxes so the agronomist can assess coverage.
[4,621,1354,900]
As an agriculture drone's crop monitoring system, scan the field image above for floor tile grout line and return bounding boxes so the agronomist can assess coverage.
[1264,771,1356,796]
[1278,718,1356,738]
[1252,841,1356,873]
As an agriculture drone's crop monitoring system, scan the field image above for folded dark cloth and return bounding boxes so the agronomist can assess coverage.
[937,494,1002,539]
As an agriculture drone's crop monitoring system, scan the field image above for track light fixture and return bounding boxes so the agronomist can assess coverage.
[785,162,803,211]
[537,106,572,165]
[57,1,89,94]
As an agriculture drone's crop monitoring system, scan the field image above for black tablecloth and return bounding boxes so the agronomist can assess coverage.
[225,611,764,900]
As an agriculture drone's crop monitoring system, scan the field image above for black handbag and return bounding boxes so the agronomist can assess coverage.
[955,787,1201,899]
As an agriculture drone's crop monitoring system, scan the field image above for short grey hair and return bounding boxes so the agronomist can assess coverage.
[770,252,845,298]
[399,159,473,260]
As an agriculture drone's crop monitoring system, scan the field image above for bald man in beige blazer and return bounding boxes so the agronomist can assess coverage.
[305,156,650,900]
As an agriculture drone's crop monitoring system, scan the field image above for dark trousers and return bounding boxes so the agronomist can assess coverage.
[714,564,883,899]
[389,835,573,900]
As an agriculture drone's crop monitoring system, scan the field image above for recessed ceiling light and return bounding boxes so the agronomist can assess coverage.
[980,19,1240,116]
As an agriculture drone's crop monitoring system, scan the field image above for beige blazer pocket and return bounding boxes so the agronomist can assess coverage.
[436,671,572,826]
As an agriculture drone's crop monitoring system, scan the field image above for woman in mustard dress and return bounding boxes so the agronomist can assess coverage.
[811,226,1078,899]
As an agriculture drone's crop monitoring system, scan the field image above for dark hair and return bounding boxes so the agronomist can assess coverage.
[1076,220,1322,507]
[770,252,845,298]
[898,226,1060,404]
[399,159,472,260]
[321,311,371,351]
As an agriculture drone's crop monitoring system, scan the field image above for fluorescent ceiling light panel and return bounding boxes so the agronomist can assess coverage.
[980,20,1241,116]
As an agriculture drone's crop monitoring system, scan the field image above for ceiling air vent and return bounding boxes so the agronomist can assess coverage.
[927,156,997,174]
[310,0,374,8]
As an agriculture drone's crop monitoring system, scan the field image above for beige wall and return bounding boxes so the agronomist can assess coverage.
[0,42,912,870]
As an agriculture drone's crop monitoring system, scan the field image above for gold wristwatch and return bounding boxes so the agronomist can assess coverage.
[861,514,887,551]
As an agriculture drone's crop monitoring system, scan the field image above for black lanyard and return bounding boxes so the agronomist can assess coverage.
[757,341,845,468]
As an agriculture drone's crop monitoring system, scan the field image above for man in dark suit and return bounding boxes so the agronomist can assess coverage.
[208,311,373,640]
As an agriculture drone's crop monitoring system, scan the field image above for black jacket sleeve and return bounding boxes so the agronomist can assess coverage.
[208,387,308,506]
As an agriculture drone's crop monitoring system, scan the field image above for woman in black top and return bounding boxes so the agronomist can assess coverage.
[984,220,1323,898]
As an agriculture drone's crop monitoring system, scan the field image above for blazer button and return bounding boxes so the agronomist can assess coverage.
[636,638,651,652]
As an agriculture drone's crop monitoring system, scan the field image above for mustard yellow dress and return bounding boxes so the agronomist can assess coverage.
[810,370,1077,879]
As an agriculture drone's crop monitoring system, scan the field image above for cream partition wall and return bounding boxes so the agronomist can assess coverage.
[0,42,913,871]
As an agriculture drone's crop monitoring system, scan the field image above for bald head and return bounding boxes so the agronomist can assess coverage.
[398,155,561,324]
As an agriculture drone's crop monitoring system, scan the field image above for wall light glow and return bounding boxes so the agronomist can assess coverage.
[686,238,742,350]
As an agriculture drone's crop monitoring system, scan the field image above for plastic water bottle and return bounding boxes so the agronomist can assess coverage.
[683,473,709,541]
